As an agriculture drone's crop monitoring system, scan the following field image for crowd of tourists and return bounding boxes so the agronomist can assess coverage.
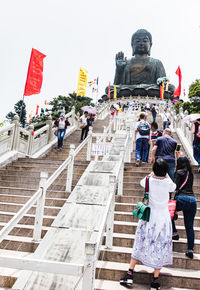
[119,104,198,290]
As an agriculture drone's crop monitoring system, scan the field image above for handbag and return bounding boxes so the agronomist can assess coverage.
[168,171,189,220]
[54,129,58,136]
[133,176,151,222]
[80,123,86,129]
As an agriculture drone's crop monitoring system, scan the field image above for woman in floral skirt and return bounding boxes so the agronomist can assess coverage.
[120,158,176,290]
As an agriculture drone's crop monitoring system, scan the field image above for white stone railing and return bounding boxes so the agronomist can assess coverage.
[0,123,15,155]
[167,102,198,165]
[0,103,110,165]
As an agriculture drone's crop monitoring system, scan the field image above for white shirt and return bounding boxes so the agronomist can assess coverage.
[80,115,88,125]
[162,112,170,122]
[58,119,65,129]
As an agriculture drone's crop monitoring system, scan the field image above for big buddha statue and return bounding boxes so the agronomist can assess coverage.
[103,29,175,100]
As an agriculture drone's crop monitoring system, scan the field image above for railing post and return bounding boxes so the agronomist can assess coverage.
[105,190,115,249]
[86,127,93,161]
[66,144,75,193]
[27,125,34,156]
[46,115,53,143]
[33,171,48,241]
[12,115,20,151]
[118,153,124,195]
[82,242,96,290]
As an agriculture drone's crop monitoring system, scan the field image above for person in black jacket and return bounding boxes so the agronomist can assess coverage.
[172,156,197,259]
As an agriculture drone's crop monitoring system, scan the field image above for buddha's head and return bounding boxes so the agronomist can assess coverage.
[131,29,152,56]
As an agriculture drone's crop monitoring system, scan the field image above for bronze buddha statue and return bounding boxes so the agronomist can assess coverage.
[103,29,175,100]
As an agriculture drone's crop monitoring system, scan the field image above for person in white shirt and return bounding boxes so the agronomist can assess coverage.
[79,111,89,142]
[162,108,170,130]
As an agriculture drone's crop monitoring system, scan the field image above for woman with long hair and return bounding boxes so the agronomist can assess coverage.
[120,159,176,289]
[172,156,197,259]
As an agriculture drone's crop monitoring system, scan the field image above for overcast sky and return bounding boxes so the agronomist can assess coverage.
[1,0,200,122]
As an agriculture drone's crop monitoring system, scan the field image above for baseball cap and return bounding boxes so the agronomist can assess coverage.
[60,114,64,118]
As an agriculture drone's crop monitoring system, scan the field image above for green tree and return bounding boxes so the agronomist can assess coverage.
[6,100,27,127]
[188,79,200,98]
[30,93,94,124]
[188,79,200,113]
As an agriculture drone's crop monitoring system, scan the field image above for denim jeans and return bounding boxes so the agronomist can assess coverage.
[164,160,175,181]
[163,120,169,130]
[172,195,197,251]
[152,112,157,122]
[57,129,66,148]
[193,145,200,165]
[135,138,149,162]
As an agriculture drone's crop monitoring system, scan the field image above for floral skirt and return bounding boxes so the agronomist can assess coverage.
[131,210,172,269]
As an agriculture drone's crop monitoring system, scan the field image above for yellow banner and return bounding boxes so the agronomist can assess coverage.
[113,85,117,99]
[77,67,88,96]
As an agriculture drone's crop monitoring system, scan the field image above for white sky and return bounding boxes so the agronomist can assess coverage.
[1,0,200,122]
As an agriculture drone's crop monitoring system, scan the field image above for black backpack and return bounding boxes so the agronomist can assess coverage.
[137,121,150,136]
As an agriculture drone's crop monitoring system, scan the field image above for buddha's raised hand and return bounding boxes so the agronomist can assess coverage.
[115,51,127,70]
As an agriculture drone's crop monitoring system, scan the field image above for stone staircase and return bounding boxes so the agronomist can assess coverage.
[95,114,200,289]
[0,118,109,288]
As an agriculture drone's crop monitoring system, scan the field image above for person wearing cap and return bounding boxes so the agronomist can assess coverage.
[151,128,181,180]
[54,114,70,150]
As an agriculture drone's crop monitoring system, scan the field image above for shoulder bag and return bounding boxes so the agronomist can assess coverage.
[133,176,151,222]
[168,171,189,220]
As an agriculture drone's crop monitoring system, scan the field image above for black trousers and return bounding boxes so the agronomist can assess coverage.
[81,126,89,141]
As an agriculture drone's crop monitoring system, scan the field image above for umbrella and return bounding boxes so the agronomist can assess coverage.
[182,113,200,123]
[81,106,97,114]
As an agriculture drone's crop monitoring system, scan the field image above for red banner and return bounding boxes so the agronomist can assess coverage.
[107,82,111,99]
[174,66,182,97]
[24,48,46,96]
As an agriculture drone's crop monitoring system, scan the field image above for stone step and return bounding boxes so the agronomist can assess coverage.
[0,187,69,198]
[114,211,200,227]
[0,203,61,216]
[113,220,200,239]
[0,222,48,238]
[0,173,82,183]
[0,181,78,191]
[0,235,39,252]
[96,261,200,289]
[0,211,54,226]
[99,246,200,270]
[115,202,200,216]
[95,279,191,290]
[0,194,67,207]
[110,232,200,253]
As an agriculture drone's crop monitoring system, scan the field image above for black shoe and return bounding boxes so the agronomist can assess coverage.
[185,251,193,259]
[172,234,179,240]
[150,281,160,290]
[119,271,133,286]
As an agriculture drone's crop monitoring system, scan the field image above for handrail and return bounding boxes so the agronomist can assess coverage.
[0,188,42,243]
[73,134,90,156]
[34,124,49,137]
[0,124,15,135]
